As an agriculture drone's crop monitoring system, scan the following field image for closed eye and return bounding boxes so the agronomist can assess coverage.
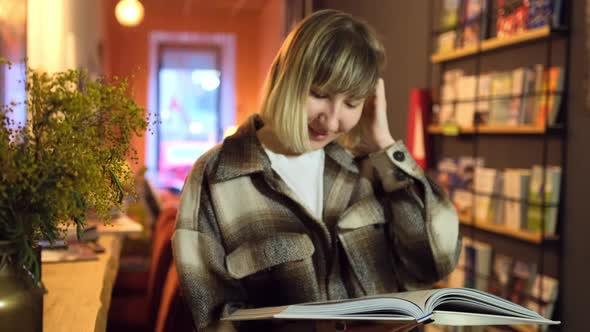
[345,100,363,108]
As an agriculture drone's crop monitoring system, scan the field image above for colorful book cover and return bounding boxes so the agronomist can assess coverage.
[536,67,563,126]
[457,156,485,189]
[473,241,493,291]
[441,0,463,30]
[503,169,531,231]
[508,67,526,125]
[456,75,477,127]
[508,259,538,305]
[437,30,459,53]
[489,71,513,124]
[521,67,538,125]
[462,0,489,46]
[496,0,529,38]
[476,73,492,124]
[526,274,559,328]
[526,166,562,235]
[474,167,499,223]
[528,0,563,29]
[487,171,505,225]
[436,157,460,195]
[463,242,477,289]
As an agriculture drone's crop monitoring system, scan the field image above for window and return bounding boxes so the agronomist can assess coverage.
[156,46,222,189]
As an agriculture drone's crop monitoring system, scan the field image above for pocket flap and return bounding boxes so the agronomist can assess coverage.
[337,197,385,230]
[226,233,315,279]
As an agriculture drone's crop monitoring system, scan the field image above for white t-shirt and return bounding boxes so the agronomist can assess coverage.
[263,147,325,220]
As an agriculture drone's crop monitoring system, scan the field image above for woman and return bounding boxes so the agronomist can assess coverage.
[173,9,460,332]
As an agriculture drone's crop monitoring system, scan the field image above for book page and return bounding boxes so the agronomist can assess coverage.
[224,306,290,321]
[380,289,440,311]
[432,311,559,326]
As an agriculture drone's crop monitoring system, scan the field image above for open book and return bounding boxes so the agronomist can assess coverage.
[223,288,560,326]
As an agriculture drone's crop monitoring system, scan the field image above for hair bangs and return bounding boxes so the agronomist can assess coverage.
[312,33,381,100]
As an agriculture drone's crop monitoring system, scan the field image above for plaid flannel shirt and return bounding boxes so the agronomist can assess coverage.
[172,115,460,331]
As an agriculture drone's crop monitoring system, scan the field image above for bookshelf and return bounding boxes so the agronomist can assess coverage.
[427,1,568,332]
[431,26,554,63]
[458,216,559,244]
[427,124,548,135]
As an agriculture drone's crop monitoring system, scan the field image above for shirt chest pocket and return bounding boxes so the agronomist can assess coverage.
[225,232,320,305]
[337,197,398,295]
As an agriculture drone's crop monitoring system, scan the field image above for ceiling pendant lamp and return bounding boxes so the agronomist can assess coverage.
[115,0,145,27]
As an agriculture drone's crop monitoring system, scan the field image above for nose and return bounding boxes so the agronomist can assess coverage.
[318,99,343,133]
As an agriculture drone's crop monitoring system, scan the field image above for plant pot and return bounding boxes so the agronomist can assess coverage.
[0,241,43,331]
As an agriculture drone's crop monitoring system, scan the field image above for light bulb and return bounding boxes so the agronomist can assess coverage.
[115,0,144,27]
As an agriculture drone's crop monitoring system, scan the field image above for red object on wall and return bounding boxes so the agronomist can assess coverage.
[406,88,430,169]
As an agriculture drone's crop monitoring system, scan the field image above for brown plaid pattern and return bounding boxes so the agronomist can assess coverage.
[173,115,460,331]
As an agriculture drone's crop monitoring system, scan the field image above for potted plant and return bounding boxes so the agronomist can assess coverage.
[0,61,149,330]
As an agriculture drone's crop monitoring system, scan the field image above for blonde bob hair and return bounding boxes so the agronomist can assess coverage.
[259,9,386,154]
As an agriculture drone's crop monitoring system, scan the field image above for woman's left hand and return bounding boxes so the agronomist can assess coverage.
[359,78,395,153]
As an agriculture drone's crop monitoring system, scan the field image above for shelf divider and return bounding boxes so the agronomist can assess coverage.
[459,216,559,244]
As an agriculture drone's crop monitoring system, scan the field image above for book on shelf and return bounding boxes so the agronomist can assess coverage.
[438,69,464,124]
[456,75,477,127]
[474,167,500,223]
[434,65,564,128]
[438,31,460,54]
[436,0,463,53]
[453,189,474,221]
[435,157,461,195]
[508,259,539,306]
[223,288,559,327]
[521,66,539,125]
[496,0,530,38]
[503,168,531,231]
[526,274,559,331]
[528,0,563,29]
[509,67,526,125]
[487,172,505,225]
[445,239,470,289]
[476,73,493,124]
[489,72,513,125]
[440,0,463,30]
[537,66,564,126]
[462,0,490,47]
[472,241,494,291]
[526,165,562,235]
[488,253,514,298]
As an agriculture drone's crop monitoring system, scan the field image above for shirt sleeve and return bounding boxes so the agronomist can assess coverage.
[368,141,461,288]
[172,157,244,331]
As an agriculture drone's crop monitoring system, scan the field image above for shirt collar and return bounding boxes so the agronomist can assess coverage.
[212,114,358,183]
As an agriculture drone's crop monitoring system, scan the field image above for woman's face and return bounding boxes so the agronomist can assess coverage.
[306,88,365,150]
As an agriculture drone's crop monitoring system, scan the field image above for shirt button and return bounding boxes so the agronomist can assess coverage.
[393,151,405,162]
[395,170,407,181]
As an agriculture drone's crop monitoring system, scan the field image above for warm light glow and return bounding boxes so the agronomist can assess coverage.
[189,122,204,135]
[191,70,221,91]
[223,125,238,138]
[115,0,144,27]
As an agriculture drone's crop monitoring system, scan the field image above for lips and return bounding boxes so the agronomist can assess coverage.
[308,125,329,141]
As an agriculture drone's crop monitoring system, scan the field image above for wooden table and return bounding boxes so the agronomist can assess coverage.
[42,235,123,332]
[42,234,123,332]
[42,215,143,332]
